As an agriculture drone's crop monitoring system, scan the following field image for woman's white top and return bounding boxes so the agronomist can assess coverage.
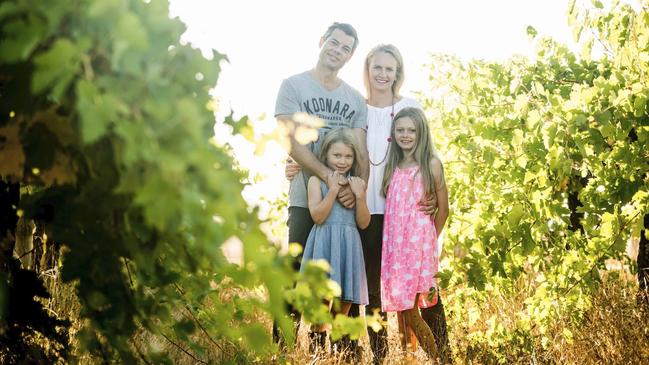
[365,97,421,215]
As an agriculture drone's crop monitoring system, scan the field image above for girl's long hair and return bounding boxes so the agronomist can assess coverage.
[363,44,405,101]
[381,107,440,197]
[318,128,363,177]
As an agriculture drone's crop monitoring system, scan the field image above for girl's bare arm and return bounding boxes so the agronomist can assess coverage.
[308,174,341,224]
[349,176,370,229]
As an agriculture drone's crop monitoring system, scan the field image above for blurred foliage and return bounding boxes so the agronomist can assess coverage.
[0,0,302,362]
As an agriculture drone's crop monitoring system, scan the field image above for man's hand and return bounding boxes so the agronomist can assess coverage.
[284,157,301,181]
[418,195,438,217]
[336,181,356,209]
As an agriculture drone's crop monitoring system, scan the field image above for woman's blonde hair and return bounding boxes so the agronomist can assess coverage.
[381,107,441,198]
[318,128,363,177]
[363,44,405,100]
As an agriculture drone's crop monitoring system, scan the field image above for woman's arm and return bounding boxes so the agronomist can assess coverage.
[431,158,449,236]
[349,176,370,229]
[308,174,342,224]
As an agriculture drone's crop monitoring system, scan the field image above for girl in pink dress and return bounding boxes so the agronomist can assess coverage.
[380,107,449,362]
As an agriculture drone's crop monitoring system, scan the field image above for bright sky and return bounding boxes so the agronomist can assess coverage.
[169,0,577,120]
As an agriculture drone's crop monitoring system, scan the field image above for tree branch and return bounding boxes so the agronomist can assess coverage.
[160,333,207,365]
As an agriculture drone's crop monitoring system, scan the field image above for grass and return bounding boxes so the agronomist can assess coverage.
[40,266,649,364]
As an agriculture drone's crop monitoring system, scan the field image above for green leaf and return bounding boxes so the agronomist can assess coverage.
[527,110,541,129]
[0,14,48,62]
[111,11,150,72]
[514,94,529,113]
[76,79,129,143]
[488,255,506,277]
[32,38,82,99]
[115,12,149,50]
[87,291,109,310]
[511,129,524,147]
[88,0,125,18]
[0,2,18,18]
[173,319,196,340]
[466,259,486,291]
[516,154,528,168]
[508,204,525,226]
[600,212,616,239]
[633,95,647,117]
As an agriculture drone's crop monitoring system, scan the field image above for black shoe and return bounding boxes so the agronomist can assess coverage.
[368,327,388,364]
[351,341,364,363]
[308,331,327,354]
[332,335,362,363]
[273,315,300,351]
[272,321,282,344]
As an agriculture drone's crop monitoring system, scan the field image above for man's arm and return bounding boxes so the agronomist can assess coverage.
[352,127,369,181]
[277,114,331,182]
[275,78,332,183]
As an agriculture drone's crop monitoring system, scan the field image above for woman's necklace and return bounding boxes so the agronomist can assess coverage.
[368,97,395,167]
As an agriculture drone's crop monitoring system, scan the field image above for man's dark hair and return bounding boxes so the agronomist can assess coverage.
[322,22,359,52]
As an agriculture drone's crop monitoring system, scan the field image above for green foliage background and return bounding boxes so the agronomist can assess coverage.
[421,0,648,359]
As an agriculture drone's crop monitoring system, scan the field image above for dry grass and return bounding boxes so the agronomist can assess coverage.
[41,268,649,364]
[39,269,95,364]
[546,274,649,364]
[277,272,649,365]
[278,311,434,365]
[445,271,649,365]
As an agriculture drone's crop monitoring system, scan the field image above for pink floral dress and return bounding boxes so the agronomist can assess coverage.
[381,166,439,312]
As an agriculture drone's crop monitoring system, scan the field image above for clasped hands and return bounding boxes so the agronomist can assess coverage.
[285,157,358,208]
[325,170,366,209]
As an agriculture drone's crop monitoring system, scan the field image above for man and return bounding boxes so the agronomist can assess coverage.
[274,22,368,351]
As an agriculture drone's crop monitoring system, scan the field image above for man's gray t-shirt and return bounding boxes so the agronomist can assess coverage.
[275,71,367,208]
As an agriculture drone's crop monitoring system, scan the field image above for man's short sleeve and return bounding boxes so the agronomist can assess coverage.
[275,78,299,117]
[351,94,368,129]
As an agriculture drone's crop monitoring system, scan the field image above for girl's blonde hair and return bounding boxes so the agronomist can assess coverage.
[381,107,441,198]
[363,44,405,100]
[318,128,363,177]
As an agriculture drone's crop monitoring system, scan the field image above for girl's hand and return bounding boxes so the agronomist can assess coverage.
[327,172,354,208]
[326,171,345,194]
[418,195,438,217]
[284,157,301,181]
[348,176,367,199]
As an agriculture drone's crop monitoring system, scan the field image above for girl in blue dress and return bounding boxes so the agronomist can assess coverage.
[300,127,370,353]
